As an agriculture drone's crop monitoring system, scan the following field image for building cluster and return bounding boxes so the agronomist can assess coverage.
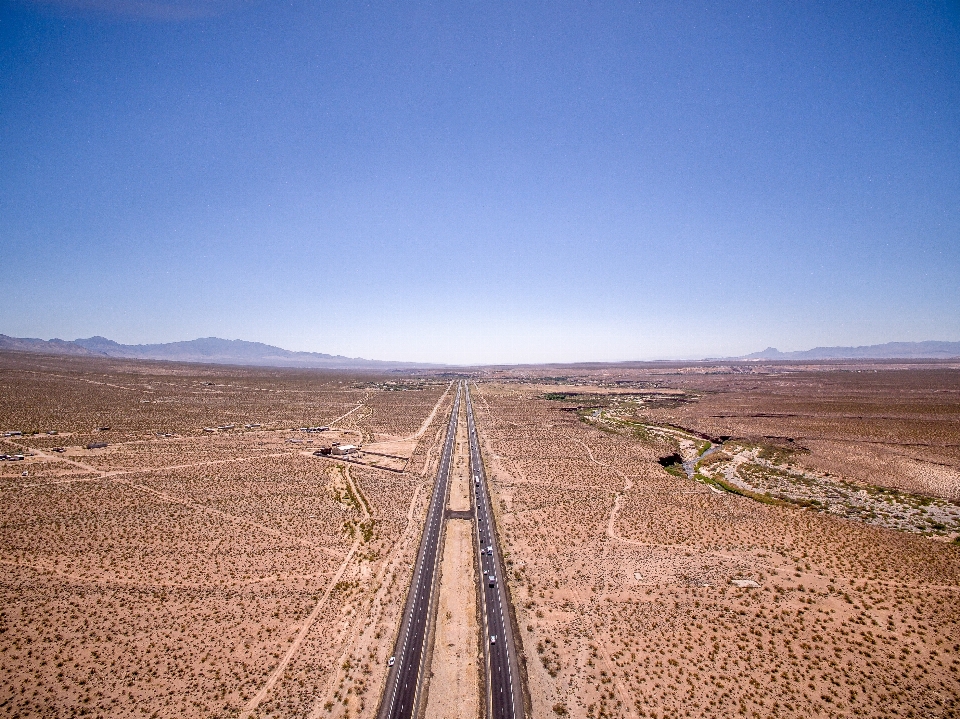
[202,424,235,432]
[313,442,357,456]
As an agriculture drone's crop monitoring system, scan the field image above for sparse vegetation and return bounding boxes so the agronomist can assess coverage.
[470,366,960,719]
[0,351,451,719]
[3,353,960,719]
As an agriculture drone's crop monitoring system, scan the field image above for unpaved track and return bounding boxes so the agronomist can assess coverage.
[240,464,373,718]
[8,439,349,558]
[0,372,462,719]
[305,394,459,719]
[471,384,629,719]
[306,476,433,719]
[407,381,455,441]
[239,534,363,719]
[115,476,348,558]
[330,393,373,426]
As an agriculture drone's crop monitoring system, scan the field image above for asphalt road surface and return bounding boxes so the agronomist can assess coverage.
[466,383,524,719]
[379,382,462,719]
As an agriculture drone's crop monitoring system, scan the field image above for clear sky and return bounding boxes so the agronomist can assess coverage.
[2,0,959,364]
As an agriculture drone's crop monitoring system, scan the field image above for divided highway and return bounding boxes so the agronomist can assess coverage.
[379,382,461,719]
[466,384,525,719]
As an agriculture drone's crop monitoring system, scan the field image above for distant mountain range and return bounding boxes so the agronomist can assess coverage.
[0,334,433,370]
[738,341,960,361]
[3,334,959,368]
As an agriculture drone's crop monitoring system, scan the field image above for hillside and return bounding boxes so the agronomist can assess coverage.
[740,340,960,361]
[0,334,431,370]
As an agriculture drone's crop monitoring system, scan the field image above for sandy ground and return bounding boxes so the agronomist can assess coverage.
[281,390,464,719]
[0,352,453,719]
[470,380,960,719]
[449,408,472,513]
[265,407,455,719]
[7,353,960,719]
[424,521,480,719]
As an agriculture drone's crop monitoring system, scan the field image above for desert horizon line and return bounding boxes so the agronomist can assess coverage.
[2,332,960,368]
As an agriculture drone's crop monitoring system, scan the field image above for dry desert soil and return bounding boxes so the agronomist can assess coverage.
[1,352,959,719]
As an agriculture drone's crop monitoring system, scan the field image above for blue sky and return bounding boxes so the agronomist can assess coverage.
[1,0,959,364]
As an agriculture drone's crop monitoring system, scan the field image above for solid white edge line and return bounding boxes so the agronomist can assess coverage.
[466,386,520,719]
[384,386,461,719]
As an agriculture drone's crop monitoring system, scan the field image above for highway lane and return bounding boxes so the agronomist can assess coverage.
[466,383,524,719]
[379,382,462,719]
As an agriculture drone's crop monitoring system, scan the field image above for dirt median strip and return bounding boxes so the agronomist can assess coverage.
[424,520,479,719]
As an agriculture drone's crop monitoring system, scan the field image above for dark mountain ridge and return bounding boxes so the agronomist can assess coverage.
[3,334,959,368]
[0,334,432,370]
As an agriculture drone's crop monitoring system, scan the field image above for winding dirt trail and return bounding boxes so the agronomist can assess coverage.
[577,438,767,567]
[9,439,349,559]
[305,474,434,719]
[240,385,453,718]
[467,385,637,719]
[240,460,375,718]
[239,534,364,719]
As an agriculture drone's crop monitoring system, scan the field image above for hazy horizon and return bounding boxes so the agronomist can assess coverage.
[2,1,959,364]
[5,331,960,367]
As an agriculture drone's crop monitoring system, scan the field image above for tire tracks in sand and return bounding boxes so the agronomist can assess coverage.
[239,464,372,718]
[240,390,451,718]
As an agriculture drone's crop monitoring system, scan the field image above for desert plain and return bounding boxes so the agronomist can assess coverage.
[1,352,959,718]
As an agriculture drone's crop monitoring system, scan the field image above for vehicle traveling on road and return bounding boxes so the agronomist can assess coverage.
[378,383,463,719]
[466,383,524,719]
